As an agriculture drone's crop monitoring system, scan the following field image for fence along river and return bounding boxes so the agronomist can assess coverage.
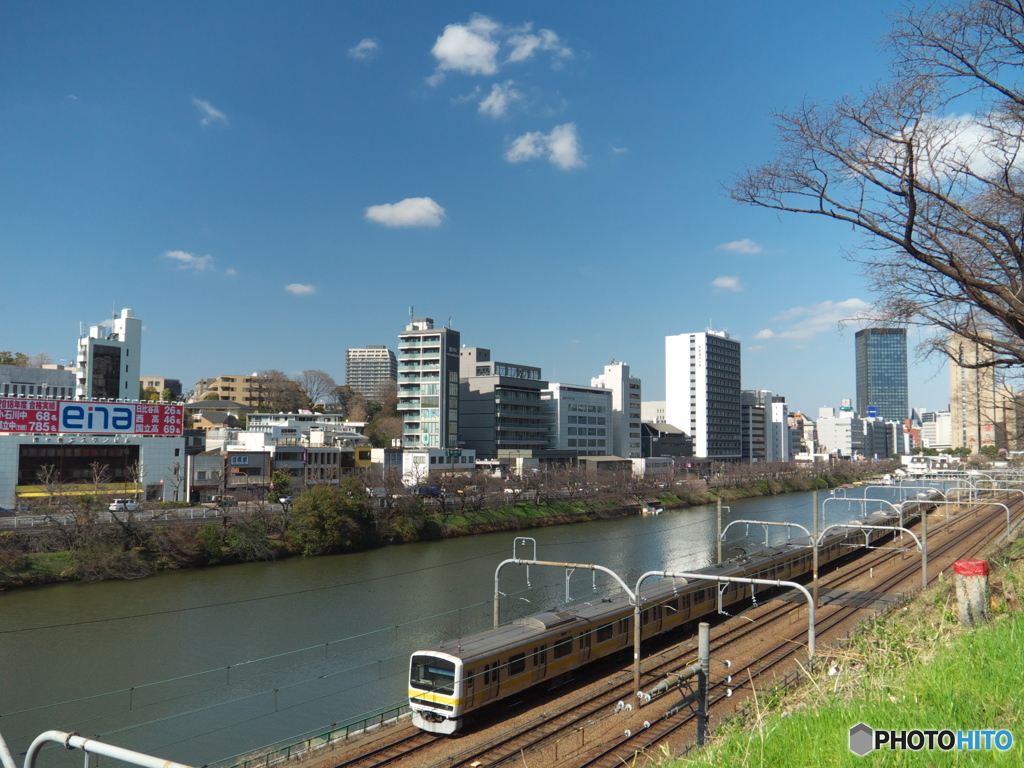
[0,486,919,768]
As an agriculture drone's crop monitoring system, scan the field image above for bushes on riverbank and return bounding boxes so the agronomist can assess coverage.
[0,463,894,590]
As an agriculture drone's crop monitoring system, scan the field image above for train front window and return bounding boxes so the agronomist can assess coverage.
[410,655,456,695]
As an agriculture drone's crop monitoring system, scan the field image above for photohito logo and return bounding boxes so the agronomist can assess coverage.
[849,723,1013,755]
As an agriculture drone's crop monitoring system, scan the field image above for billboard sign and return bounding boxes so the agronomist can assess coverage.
[0,398,184,436]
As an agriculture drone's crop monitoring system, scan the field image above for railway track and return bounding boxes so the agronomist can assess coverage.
[576,495,1021,767]
[311,494,1020,768]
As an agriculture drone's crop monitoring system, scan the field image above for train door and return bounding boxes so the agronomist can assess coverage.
[617,617,631,648]
[480,661,500,702]
[641,604,663,636]
[531,644,548,682]
[579,631,592,663]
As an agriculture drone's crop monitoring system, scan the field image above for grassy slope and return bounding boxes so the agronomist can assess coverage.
[673,539,1024,767]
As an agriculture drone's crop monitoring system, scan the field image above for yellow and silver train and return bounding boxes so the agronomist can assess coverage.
[409,499,931,734]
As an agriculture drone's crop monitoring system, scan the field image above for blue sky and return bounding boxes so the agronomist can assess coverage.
[0,1,951,414]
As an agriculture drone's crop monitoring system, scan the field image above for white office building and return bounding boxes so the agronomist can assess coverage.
[666,330,742,460]
[591,360,642,458]
[920,411,953,449]
[770,396,791,463]
[541,383,614,456]
[76,308,142,400]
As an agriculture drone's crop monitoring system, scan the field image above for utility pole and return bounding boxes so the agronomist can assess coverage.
[812,490,819,608]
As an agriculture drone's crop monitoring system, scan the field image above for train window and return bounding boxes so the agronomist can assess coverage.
[483,666,489,685]
[553,637,573,659]
[597,623,614,642]
[680,594,691,610]
[411,655,456,695]
[665,598,678,614]
[538,644,547,664]
[581,631,592,649]
[508,653,526,676]
[466,669,475,691]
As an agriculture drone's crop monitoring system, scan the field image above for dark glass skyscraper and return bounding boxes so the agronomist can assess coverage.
[855,328,908,422]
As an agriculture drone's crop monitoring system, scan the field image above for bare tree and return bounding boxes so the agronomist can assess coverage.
[27,351,53,367]
[294,369,337,407]
[730,0,1024,371]
[257,369,308,412]
[346,392,370,422]
[88,461,111,497]
[36,465,96,551]
[372,379,399,415]
[167,461,184,502]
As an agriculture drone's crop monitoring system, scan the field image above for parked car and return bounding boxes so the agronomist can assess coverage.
[278,496,294,505]
[0,506,14,517]
[108,499,140,512]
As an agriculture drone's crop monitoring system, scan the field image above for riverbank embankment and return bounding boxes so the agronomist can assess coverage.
[0,464,895,592]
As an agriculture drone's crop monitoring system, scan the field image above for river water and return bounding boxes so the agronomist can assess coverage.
[0,485,920,768]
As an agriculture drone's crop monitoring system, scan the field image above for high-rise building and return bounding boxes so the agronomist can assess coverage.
[855,328,908,422]
[458,348,547,458]
[346,346,398,398]
[949,333,1016,451]
[591,360,642,458]
[770,395,791,462]
[665,330,741,459]
[76,308,142,400]
[740,390,767,462]
[397,318,460,449]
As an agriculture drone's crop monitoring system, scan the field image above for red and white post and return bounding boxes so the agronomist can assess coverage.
[952,559,990,627]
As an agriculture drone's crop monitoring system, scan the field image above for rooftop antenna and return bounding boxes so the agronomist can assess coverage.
[448,316,452,328]
[409,306,414,320]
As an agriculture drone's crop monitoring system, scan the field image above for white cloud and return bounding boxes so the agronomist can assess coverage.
[161,250,213,271]
[365,197,447,227]
[507,27,572,64]
[224,268,238,276]
[348,38,380,61]
[479,81,522,118]
[712,276,742,292]
[428,16,570,84]
[506,123,584,170]
[191,97,228,127]
[452,86,482,104]
[756,298,872,340]
[429,15,501,84]
[285,283,316,296]
[717,238,763,255]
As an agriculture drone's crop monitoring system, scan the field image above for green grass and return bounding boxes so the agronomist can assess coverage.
[675,592,1024,766]
[25,551,72,576]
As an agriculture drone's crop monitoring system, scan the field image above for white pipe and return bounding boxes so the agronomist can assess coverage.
[0,731,18,768]
[636,571,816,658]
[23,731,195,768]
